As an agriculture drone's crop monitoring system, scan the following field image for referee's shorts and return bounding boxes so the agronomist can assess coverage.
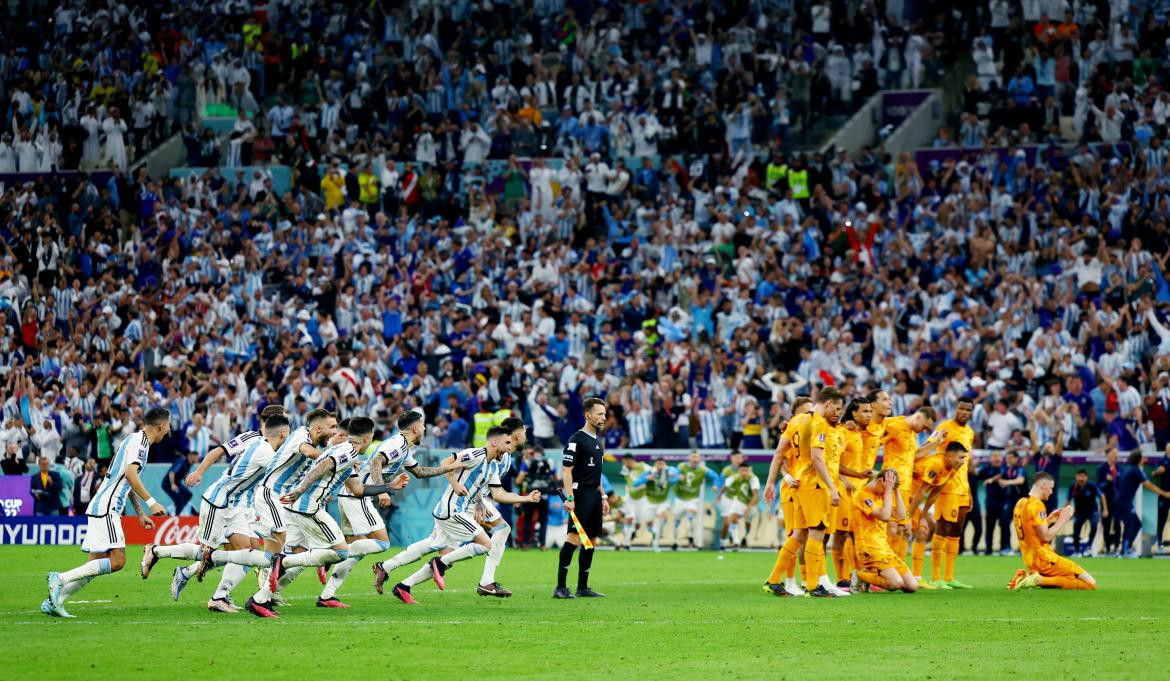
[569,487,604,540]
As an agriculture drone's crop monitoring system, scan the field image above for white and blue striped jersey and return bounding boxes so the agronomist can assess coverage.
[627,410,653,447]
[202,437,277,509]
[339,433,418,499]
[287,441,357,515]
[698,408,725,447]
[432,447,501,520]
[261,426,315,495]
[86,431,150,518]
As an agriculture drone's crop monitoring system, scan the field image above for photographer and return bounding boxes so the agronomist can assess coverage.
[516,447,555,549]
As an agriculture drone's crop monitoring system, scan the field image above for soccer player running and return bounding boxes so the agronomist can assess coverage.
[833,397,875,591]
[618,453,650,549]
[632,457,681,552]
[44,408,170,618]
[385,416,529,598]
[673,451,720,549]
[852,469,918,593]
[720,462,761,551]
[142,412,291,613]
[161,404,286,603]
[763,397,813,596]
[554,397,609,599]
[263,417,410,611]
[716,450,749,551]
[762,387,848,598]
[881,406,939,568]
[927,398,976,589]
[1010,472,1097,591]
[389,426,541,602]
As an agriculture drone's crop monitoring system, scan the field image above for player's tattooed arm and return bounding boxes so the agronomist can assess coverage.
[407,463,454,478]
[281,456,336,502]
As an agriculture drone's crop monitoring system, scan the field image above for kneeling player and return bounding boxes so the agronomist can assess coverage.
[853,469,918,594]
[1010,473,1096,591]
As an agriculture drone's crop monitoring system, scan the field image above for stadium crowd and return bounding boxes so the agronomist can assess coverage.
[1,0,1170,556]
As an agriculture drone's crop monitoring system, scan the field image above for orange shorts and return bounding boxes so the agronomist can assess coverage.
[780,485,796,535]
[857,545,909,574]
[793,486,831,530]
[933,492,970,522]
[832,482,853,532]
[1027,549,1084,578]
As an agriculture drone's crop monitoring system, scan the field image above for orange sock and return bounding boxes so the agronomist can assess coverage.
[930,535,946,581]
[767,536,801,584]
[911,540,926,578]
[943,536,960,581]
[804,541,826,592]
[858,570,895,590]
[799,551,807,582]
[890,533,907,560]
[831,545,845,582]
[1039,576,1096,590]
[786,559,795,579]
[843,537,855,580]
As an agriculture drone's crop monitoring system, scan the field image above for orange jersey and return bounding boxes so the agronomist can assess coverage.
[841,427,867,479]
[911,453,957,501]
[937,418,975,495]
[1013,496,1052,558]
[851,486,892,554]
[826,424,846,483]
[781,412,812,476]
[881,416,919,489]
[796,413,834,490]
[860,420,884,471]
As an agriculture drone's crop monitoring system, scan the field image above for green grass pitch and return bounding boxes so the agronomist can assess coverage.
[0,546,1164,680]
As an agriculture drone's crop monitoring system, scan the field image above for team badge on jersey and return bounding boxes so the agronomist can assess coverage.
[928,471,936,479]
[864,498,874,507]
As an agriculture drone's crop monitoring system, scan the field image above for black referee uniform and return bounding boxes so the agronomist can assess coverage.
[555,428,605,598]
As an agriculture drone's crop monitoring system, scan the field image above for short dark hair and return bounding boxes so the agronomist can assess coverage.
[336,418,351,433]
[306,408,334,424]
[865,389,887,403]
[1127,451,1143,466]
[956,396,974,407]
[729,450,743,458]
[654,456,666,463]
[843,397,871,423]
[501,416,526,434]
[916,406,937,421]
[1075,468,1088,475]
[945,442,968,454]
[144,408,170,426]
[264,414,290,430]
[487,425,511,439]
[261,404,285,419]
[792,396,813,412]
[397,410,423,430]
[622,453,635,460]
[347,417,375,437]
[817,387,845,404]
[583,397,606,413]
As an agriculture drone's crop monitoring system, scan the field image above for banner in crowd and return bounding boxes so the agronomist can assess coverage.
[0,476,35,518]
[882,91,931,127]
[0,517,87,545]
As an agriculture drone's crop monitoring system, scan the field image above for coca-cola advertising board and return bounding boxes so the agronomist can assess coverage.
[121,515,200,545]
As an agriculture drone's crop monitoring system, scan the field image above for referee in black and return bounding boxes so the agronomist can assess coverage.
[554,397,608,599]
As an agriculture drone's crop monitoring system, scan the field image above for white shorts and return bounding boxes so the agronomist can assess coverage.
[433,512,483,548]
[196,500,253,548]
[339,495,386,537]
[719,496,735,515]
[724,498,748,517]
[623,495,651,522]
[647,499,671,518]
[673,497,702,516]
[284,508,344,550]
[480,500,503,525]
[253,487,287,537]
[82,514,125,553]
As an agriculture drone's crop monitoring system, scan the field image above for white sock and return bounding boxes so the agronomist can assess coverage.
[212,549,272,567]
[784,576,796,590]
[284,549,341,568]
[276,565,306,591]
[320,557,361,599]
[180,562,199,579]
[481,525,510,585]
[60,576,94,603]
[818,574,835,589]
[382,537,433,571]
[687,513,698,543]
[440,543,484,566]
[402,563,432,587]
[213,563,247,600]
[729,523,740,545]
[622,521,634,547]
[348,538,390,558]
[60,558,111,584]
[155,543,201,560]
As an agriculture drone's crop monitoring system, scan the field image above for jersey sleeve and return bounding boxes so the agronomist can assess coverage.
[809,418,829,451]
[857,492,881,518]
[563,436,578,467]
[456,447,486,468]
[1028,499,1047,528]
[883,417,905,444]
[402,448,419,469]
[219,432,255,459]
[749,475,760,491]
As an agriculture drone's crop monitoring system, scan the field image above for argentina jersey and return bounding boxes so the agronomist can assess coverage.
[455,453,509,515]
[202,437,277,509]
[432,447,488,520]
[262,426,313,494]
[289,441,356,515]
[86,431,150,518]
[340,433,418,498]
